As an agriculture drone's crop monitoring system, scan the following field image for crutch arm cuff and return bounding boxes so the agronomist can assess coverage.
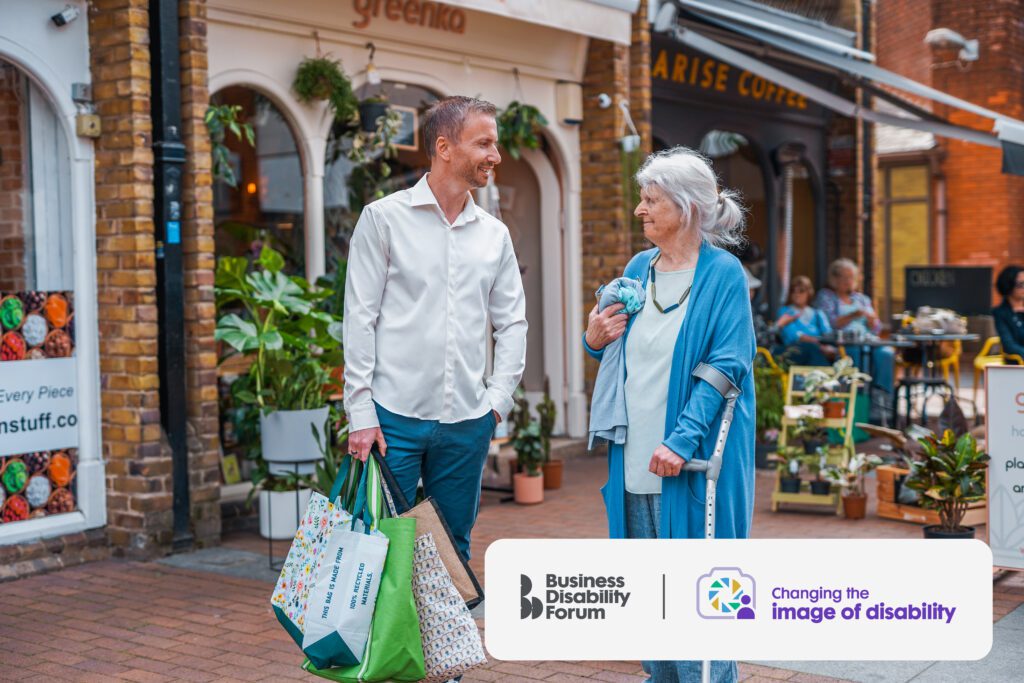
[692,362,741,400]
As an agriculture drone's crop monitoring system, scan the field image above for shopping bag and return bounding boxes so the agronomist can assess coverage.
[303,456,427,682]
[271,459,389,670]
[372,449,484,609]
[412,532,487,682]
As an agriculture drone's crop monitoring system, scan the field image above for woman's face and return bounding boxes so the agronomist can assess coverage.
[831,266,859,296]
[791,285,811,307]
[1013,271,1024,303]
[635,185,686,247]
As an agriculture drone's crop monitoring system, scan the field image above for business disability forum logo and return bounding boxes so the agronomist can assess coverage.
[697,567,757,620]
[520,573,631,620]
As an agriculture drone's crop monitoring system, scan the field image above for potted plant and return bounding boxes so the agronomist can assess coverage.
[804,446,832,496]
[822,452,883,520]
[903,429,989,539]
[497,100,548,160]
[358,94,391,133]
[536,380,561,489]
[215,246,344,538]
[775,446,804,494]
[801,356,870,418]
[793,416,827,455]
[511,420,545,504]
[754,363,784,468]
[293,56,358,123]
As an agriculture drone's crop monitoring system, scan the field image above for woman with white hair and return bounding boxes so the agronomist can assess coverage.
[813,258,894,394]
[585,147,755,683]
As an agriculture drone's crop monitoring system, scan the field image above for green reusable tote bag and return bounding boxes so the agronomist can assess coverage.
[303,457,426,682]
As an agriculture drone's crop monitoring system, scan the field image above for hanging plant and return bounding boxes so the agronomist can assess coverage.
[347,106,403,209]
[497,101,548,160]
[357,94,391,133]
[292,56,358,123]
[205,104,254,188]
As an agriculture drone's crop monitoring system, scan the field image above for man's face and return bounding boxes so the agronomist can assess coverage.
[448,113,501,189]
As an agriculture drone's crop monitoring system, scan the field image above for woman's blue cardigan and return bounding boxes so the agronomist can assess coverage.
[585,243,756,540]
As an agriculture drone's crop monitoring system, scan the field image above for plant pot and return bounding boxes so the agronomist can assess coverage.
[779,477,801,494]
[542,460,563,490]
[809,480,832,496]
[923,525,975,539]
[359,102,389,132]
[260,407,329,475]
[803,438,827,455]
[755,443,775,470]
[513,472,544,505]
[842,493,867,520]
[822,400,845,419]
[259,487,312,540]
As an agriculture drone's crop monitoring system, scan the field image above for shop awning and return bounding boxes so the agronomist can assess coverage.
[439,0,640,45]
[657,0,1024,174]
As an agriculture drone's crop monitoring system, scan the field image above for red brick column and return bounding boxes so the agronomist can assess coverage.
[179,0,221,547]
[0,66,27,291]
[90,0,173,557]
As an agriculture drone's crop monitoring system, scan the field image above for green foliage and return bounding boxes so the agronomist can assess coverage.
[792,416,826,449]
[904,429,989,532]
[512,421,545,477]
[822,453,884,497]
[775,445,805,478]
[535,379,557,462]
[800,356,871,405]
[753,364,784,442]
[293,56,358,122]
[347,104,402,208]
[205,104,254,187]
[497,101,548,160]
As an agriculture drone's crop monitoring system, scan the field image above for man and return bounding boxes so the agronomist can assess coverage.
[343,96,528,557]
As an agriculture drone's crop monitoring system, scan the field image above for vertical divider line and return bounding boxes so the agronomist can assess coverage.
[662,573,666,620]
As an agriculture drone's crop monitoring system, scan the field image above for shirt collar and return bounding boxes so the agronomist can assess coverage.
[409,173,481,226]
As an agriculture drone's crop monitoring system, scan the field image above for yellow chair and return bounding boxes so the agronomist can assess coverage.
[756,346,788,395]
[973,337,1004,404]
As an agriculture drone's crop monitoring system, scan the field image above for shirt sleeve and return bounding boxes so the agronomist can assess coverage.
[662,263,756,461]
[342,206,388,431]
[817,309,833,336]
[486,232,528,422]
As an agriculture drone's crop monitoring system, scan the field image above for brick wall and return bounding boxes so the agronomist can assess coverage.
[180,0,221,548]
[0,65,26,291]
[627,0,653,255]
[876,0,1024,297]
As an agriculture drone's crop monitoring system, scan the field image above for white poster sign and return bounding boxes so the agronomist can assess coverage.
[986,365,1024,571]
[486,539,992,661]
[0,358,79,456]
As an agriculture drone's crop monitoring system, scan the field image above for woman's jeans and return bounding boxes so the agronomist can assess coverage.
[846,345,895,394]
[625,493,738,683]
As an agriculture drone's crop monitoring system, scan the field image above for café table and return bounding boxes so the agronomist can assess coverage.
[888,332,980,427]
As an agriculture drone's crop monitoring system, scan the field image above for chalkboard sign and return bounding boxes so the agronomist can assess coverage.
[904,266,993,316]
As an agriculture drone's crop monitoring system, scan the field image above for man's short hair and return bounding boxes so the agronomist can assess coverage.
[423,96,497,158]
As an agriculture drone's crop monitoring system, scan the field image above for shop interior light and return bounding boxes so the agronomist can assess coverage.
[246,182,257,195]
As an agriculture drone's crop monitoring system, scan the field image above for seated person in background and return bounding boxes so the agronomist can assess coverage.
[993,265,1024,363]
[776,276,836,366]
[814,258,894,394]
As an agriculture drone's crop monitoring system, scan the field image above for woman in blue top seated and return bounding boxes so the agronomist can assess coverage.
[813,258,894,394]
[776,275,836,366]
[993,265,1024,363]
[584,147,755,683]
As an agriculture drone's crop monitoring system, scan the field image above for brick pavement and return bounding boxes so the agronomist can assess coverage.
[2,454,1021,682]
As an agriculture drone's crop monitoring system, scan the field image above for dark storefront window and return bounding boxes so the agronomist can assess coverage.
[213,86,306,275]
[875,164,930,319]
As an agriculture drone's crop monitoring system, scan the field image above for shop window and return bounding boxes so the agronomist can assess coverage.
[323,82,438,271]
[0,58,79,527]
[874,164,930,319]
[213,87,306,274]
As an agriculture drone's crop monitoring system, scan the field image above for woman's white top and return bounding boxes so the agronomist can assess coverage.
[623,266,696,494]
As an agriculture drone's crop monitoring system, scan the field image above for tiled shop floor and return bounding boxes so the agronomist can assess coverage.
[2,455,1021,682]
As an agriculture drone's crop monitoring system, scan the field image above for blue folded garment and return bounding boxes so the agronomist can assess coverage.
[588,277,645,449]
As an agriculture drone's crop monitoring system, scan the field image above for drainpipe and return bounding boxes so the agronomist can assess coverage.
[150,0,193,552]
[860,0,874,297]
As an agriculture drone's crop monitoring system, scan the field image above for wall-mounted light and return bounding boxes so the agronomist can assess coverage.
[51,4,80,27]
[924,28,979,64]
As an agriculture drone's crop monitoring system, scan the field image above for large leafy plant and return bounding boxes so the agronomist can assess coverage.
[497,101,547,160]
[903,429,989,533]
[753,364,784,442]
[214,246,343,413]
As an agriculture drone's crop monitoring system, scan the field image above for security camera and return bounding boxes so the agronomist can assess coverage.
[51,5,80,27]
[653,2,679,34]
[924,28,979,62]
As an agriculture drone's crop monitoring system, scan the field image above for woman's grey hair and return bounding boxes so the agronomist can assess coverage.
[635,146,746,248]
[827,258,860,285]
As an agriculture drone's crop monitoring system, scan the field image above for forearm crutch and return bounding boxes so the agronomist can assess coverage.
[679,363,741,683]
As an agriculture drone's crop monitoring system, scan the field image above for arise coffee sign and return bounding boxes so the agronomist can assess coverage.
[353,0,467,34]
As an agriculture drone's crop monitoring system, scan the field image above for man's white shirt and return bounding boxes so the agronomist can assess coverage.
[342,173,528,431]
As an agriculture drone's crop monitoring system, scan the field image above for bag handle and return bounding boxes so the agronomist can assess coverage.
[328,455,360,504]
[370,448,412,514]
[348,457,387,534]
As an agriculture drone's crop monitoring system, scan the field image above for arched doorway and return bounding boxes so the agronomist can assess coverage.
[212,86,306,275]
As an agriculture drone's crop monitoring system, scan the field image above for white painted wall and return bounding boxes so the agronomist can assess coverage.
[0,0,105,543]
